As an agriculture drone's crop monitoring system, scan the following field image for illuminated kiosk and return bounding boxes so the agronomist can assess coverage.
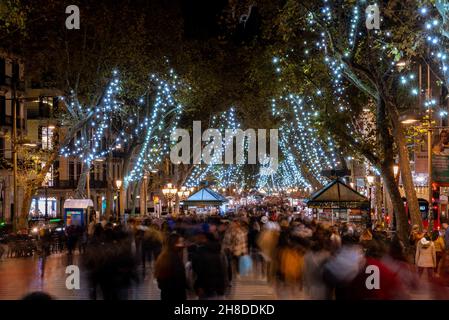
[182,188,228,215]
[63,199,94,227]
[306,179,370,225]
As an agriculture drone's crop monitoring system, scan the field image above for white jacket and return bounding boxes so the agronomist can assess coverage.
[415,238,436,268]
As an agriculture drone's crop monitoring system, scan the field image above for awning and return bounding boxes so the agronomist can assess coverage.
[183,188,228,206]
[63,199,94,209]
[306,179,369,209]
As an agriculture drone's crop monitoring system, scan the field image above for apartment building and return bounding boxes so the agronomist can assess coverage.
[25,90,127,219]
[0,51,26,223]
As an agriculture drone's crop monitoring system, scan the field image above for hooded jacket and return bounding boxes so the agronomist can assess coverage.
[415,238,436,268]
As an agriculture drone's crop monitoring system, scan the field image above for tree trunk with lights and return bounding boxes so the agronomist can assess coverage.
[105,152,113,220]
[388,103,423,231]
[375,175,383,224]
[380,162,409,242]
[130,180,140,215]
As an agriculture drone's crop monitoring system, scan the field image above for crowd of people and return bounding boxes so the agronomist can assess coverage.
[56,205,449,300]
[3,204,449,300]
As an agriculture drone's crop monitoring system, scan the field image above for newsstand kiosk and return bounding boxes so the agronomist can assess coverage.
[63,199,94,228]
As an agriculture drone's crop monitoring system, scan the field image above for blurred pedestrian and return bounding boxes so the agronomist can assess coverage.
[222,220,248,279]
[329,226,341,253]
[442,223,449,249]
[381,236,418,294]
[432,230,445,271]
[154,233,187,301]
[142,224,163,271]
[66,224,79,256]
[191,232,228,299]
[415,236,436,281]
[303,239,332,299]
[437,251,449,287]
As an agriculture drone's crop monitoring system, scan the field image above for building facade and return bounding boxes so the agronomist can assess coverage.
[0,51,26,223]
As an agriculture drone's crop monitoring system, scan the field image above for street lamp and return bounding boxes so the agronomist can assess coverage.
[177,186,190,201]
[393,164,399,177]
[162,183,177,215]
[115,179,122,222]
[177,186,191,215]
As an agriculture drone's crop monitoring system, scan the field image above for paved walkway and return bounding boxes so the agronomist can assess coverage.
[0,253,306,300]
[0,253,438,300]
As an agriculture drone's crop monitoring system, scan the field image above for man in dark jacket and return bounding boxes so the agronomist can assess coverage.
[191,232,228,299]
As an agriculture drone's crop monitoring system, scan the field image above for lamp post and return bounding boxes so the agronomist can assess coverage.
[115,179,122,222]
[177,186,191,215]
[162,183,177,215]
[177,186,191,201]
[393,165,399,179]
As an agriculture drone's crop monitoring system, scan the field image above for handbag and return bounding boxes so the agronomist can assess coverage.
[239,255,253,276]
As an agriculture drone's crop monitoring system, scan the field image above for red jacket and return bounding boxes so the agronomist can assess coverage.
[337,257,407,300]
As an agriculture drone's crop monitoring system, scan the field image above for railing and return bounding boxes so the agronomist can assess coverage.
[51,179,108,189]
[0,78,25,91]
[0,116,26,129]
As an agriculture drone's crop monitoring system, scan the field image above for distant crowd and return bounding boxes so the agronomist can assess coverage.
[3,204,449,300]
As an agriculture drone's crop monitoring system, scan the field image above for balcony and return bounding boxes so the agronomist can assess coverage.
[0,116,26,130]
[0,77,25,91]
[51,179,108,190]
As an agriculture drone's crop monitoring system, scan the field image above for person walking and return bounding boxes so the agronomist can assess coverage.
[303,239,332,299]
[415,236,436,281]
[66,224,79,256]
[432,230,445,271]
[142,223,163,271]
[222,220,248,279]
[437,251,449,287]
[442,223,449,250]
[154,233,187,301]
[191,232,228,299]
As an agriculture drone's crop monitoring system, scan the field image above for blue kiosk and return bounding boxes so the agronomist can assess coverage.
[63,199,94,227]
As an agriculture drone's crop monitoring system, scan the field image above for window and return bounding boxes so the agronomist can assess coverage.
[39,97,51,118]
[102,163,107,181]
[69,161,75,184]
[0,136,4,159]
[77,162,82,181]
[52,97,59,115]
[41,126,54,150]
[0,59,5,85]
[12,62,19,83]
[0,96,5,125]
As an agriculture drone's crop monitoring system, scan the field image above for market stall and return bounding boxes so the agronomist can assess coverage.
[306,179,370,225]
[182,187,228,215]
